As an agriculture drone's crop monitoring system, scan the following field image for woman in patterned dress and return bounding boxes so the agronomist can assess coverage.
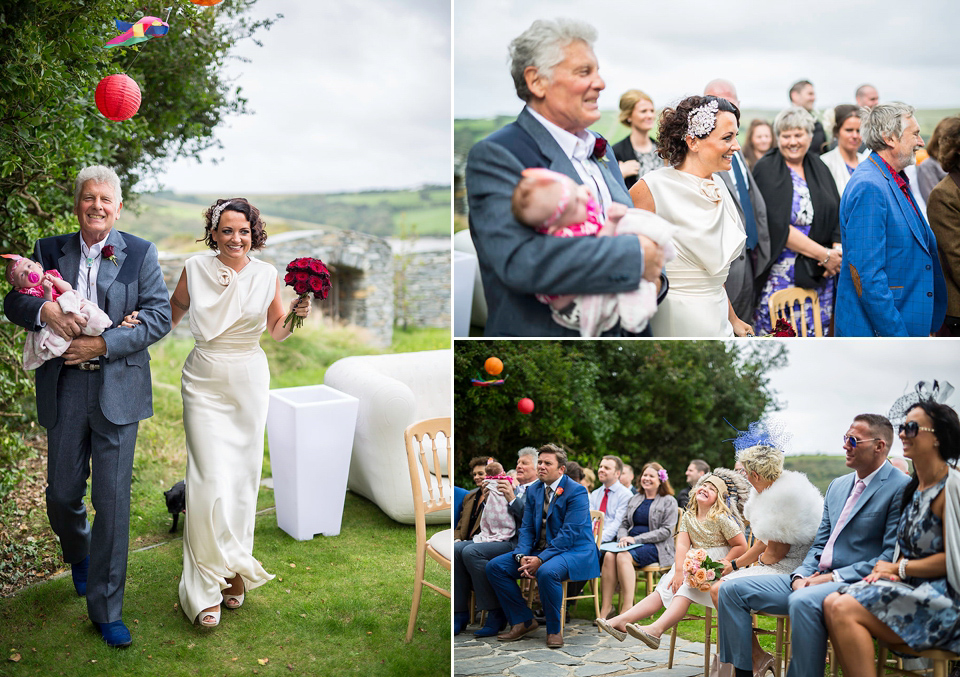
[612,89,662,189]
[752,107,843,335]
[823,400,960,677]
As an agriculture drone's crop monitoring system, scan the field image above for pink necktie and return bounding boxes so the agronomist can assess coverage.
[819,479,865,571]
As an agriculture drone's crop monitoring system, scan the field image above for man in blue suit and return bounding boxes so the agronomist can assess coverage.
[465,18,666,337]
[834,102,947,336]
[716,414,910,677]
[487,444,601,649]
[4,166,171,648]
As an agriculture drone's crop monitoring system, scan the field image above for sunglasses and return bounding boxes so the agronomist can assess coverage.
[844,436,880,449]
[898,421,936,438]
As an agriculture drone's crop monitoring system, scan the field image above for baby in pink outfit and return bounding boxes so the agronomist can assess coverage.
[511,168,677,336]
[474,461,516,544]
[4,254,112,370]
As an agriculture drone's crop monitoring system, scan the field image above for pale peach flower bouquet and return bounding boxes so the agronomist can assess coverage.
[683,548,723,591]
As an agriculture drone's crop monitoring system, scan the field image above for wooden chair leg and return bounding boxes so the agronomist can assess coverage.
[932,657,947,677]
[560,581,567,636]
[405,548,426,642]
[876,643,887,677]
[704,607,713,677]
[591,577,601,631]
[668,624,678,668]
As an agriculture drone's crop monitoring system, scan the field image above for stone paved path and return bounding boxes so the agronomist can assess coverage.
[455,618,710,677]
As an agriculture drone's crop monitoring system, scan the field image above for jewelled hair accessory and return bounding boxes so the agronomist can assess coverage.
[687,99,720,138]
[211,200,234,230]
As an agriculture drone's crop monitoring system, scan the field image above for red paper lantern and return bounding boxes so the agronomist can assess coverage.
[95,74,141,121]
[517,398,535,414]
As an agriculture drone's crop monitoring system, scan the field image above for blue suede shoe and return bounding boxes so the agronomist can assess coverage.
[474,608,507,638]
[71,556,89,596]
[454,612,469,636]
[93,620,132,648]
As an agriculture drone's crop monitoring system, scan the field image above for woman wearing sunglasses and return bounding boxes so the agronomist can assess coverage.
[823,400,960,676]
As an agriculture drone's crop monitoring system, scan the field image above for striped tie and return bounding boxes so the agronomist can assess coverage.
[537,486,552,551]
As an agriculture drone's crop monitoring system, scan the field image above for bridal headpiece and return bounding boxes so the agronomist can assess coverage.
[211,200,234,230]
[687,99,720,138]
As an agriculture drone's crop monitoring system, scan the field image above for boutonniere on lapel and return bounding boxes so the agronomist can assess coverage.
[102,245,118,266]
[554,487,564,497]
[591,136,608,164]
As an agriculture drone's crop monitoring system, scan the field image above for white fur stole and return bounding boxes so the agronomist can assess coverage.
[743,470,824,546]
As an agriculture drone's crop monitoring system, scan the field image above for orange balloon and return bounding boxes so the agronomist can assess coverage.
[484,357,503,376]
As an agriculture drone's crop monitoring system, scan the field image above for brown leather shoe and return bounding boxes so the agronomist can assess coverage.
[546,633,564,649]
[497,620,539,641]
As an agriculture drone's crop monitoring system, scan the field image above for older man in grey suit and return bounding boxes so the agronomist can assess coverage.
[703,79,771,323]
[715,413,911,677]
[465,18,666,337]
[3,165,171,648]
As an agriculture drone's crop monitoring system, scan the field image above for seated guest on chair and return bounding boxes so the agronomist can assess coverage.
[455,457,493,541]
[715,414,911,677]
[465,18,666,337]
[486,444,600,649]
[454,447,539,637]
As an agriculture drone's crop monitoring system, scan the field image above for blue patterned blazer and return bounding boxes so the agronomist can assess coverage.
[835,153,947,336]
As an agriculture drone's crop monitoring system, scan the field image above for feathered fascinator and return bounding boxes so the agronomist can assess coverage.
[888,380,955,426]
[725,418,792,458]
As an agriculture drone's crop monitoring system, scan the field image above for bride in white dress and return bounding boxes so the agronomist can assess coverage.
[630,95,753,337]
[166,199,310,627]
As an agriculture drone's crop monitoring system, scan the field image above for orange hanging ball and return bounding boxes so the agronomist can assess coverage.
[484,357,503,376]
[190,0,224,5]
[95,74,141,121]
[517,398,535,414]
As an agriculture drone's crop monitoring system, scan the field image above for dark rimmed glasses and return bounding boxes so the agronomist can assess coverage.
[898,421,936,438]
[844,436,880,448]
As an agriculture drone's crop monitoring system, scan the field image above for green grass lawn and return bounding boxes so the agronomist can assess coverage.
[0,326,451,675]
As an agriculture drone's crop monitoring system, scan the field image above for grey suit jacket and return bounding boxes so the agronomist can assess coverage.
[616,493,678,568]
[465,106,655,336]
[3,229,172,428]
[717,152,771,321]
[794,462,910,582]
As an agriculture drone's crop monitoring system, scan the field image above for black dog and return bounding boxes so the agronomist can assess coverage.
[164,480,186,533]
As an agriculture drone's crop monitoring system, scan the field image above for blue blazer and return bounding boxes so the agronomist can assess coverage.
[513,474,601,582]
[465,106,663,337]
[835,153,947,336]
[794,462,910,582]
[3,230,172,427]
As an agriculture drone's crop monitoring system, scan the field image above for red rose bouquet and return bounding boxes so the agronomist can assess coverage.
[282,257,330,330]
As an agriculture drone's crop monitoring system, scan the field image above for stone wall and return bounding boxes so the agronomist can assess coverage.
[159,229,450,347]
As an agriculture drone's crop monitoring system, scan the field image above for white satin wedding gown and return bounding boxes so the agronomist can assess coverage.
[644,167,746,337]
[178,254,276,623]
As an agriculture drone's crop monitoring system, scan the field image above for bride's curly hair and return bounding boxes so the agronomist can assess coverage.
[199,197,268,251]
[657,95,740,168]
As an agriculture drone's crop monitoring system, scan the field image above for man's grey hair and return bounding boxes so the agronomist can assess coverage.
[861,102,916,153]
[517,446,538,462]
[74,165,123,208]
[704,78,738,107]
[509,18,598,102]
[774,106,815,137]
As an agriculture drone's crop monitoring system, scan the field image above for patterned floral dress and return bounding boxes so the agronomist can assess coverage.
[842,475,960,653]
[753,167,836,335]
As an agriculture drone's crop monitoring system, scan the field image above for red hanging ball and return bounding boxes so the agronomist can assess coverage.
[517,398,535,414]
[95,74,141,121]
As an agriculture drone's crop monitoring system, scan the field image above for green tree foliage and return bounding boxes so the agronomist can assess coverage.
[454,341,787,488]
[0,0,275,484]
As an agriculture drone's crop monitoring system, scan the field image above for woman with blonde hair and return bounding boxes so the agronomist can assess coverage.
[612,89,662,189]
[598,462,678,617]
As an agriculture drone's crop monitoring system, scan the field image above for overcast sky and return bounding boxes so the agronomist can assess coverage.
[147,0,450,195]
[455,0,960,119]
[757,341,960,459]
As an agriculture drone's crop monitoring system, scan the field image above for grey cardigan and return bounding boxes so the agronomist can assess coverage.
[616,493,679,568]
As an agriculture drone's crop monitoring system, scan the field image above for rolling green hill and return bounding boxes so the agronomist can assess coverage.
[122,187,451,252]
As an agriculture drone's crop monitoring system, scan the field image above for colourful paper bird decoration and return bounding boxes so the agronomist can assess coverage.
[105,16,170,48]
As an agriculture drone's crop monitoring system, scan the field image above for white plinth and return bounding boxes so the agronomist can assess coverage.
[266,384,359,540]
[453,250,477,337]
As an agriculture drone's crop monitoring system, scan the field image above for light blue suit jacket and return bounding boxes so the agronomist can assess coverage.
[513,474,601,582]
[794,461,910,582]
[835,153,947,336]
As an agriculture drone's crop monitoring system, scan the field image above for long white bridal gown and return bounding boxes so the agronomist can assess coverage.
[178,253,276,623]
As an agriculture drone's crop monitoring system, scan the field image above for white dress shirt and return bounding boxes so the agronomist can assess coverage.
[589,480,632,543]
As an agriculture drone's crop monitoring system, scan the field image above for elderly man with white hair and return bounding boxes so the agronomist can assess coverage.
[834,103,947,336]
[465,18,666,337]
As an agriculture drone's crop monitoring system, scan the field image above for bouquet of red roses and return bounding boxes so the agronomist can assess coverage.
[283,257,331,330]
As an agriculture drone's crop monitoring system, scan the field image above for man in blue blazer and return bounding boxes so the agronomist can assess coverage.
[3,166,171,648]
[486,444,601,649]
[716,414,911,677]
[465,18,666,337]
[834,102,946,336]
